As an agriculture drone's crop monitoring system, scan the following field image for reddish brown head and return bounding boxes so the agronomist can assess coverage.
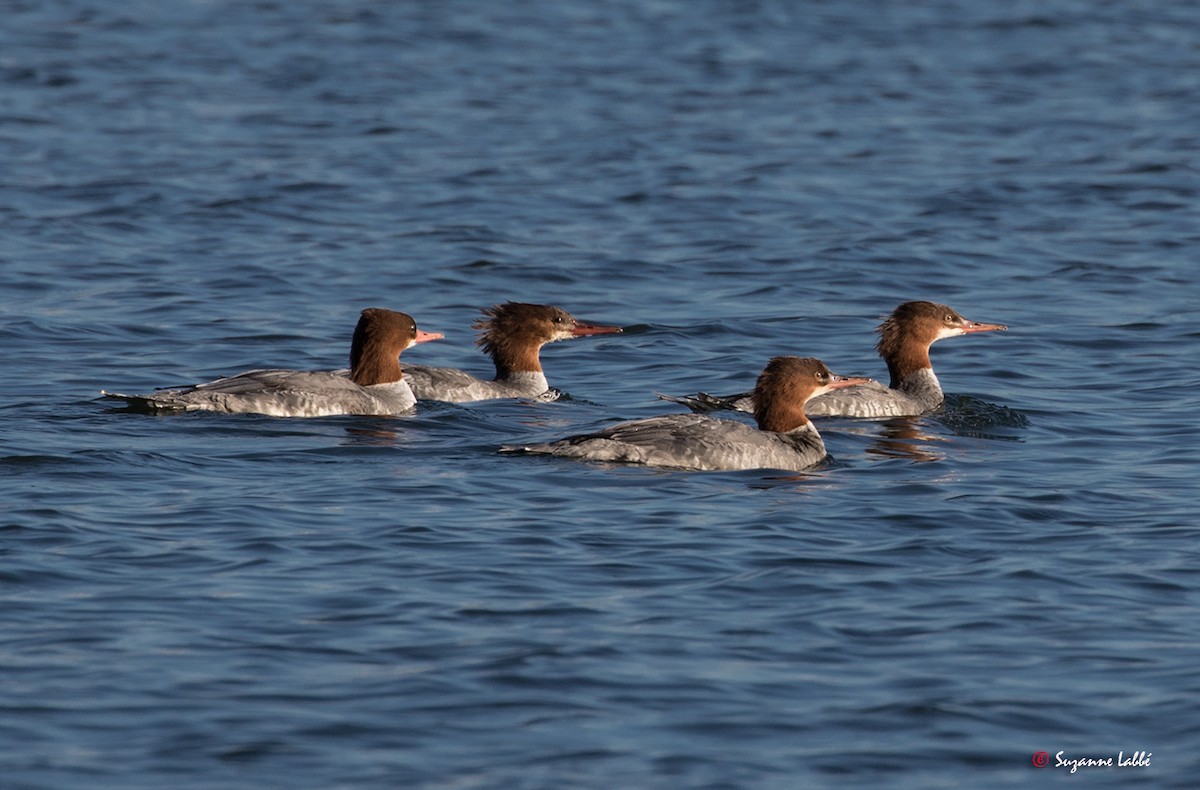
[349,308,441,386]
[875,301,1007,387]
[752,356,870,433]
[473,302,621,376]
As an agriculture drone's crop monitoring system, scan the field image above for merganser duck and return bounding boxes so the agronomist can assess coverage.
[503,356,869,472]
[662,301,1007,418]
[102,308,442,417]
[402,302,622,402]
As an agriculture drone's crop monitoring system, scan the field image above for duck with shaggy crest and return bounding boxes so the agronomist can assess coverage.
[402,301,622,402]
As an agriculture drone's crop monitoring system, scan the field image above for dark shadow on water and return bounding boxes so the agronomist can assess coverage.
[829,395,1030,463]
[932,393,1031,441]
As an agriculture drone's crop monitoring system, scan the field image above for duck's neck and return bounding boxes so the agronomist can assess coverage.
[754,395,811,434]
[486,336,543,380]
[882,342,932,390]
[350,347,402,386]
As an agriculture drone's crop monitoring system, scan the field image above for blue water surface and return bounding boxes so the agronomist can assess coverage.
[2,1,1198,788]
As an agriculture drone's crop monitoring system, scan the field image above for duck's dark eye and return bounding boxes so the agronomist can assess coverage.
[944,313,957,324]
[816,371,829,383]
[552,315,565,324]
